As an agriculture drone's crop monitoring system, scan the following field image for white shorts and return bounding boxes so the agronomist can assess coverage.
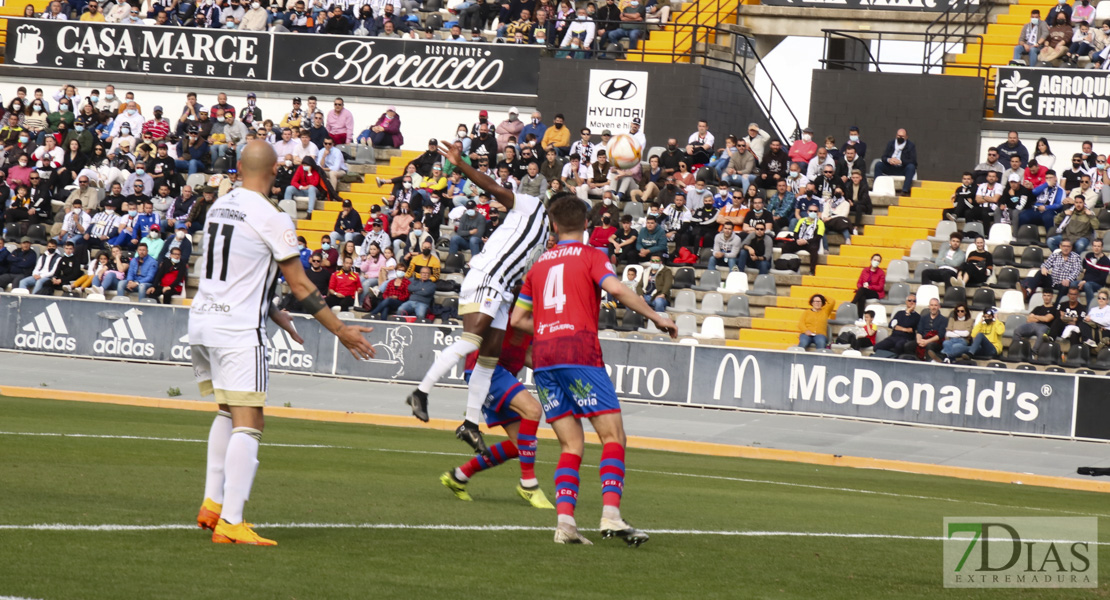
[191,345,269,407]
[458,270,511,330]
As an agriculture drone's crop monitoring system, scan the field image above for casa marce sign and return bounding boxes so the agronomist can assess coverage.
[4,18,540,96]
[2,294,1103,442]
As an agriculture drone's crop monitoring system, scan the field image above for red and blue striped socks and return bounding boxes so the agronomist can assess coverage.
[554,452,582,523]
[600,443,625,519]
[458,441,518,480]
[516,418,539,486]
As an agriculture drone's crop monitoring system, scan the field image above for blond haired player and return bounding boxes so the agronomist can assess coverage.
[190,141,375,546]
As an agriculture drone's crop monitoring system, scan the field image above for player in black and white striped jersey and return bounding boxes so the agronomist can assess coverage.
[406,141,550,457]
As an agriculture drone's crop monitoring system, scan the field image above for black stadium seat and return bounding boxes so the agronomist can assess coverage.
[989,266,1019,290]
[440,252,465,274]
[671,267,696,289]
[970,288,996,311]
[941,286,965,309]
[991,244,1014,267]
[1016,246,1044,269]
[598,306,617,330]
[1001,338,1031,363]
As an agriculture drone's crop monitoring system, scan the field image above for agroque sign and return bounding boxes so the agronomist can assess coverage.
[5,18,540,96]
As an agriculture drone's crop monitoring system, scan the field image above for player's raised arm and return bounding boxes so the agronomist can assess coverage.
[601,275,679,339]
[278,256,376,359]
[439,141,516,210]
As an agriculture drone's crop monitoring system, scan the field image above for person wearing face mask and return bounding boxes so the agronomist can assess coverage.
[780,202,825,275]
[587,190,622,229]
[44,100,75,144]
[134,221,165,266]
[520,111,547,147]
[122,160,154,197]
[363,106,403,149]
[873,128,917,196]
[240,1,268,30]
[539,114,571,157]
[142,246,186,304]
[6,153,35,189]
[367,268,412,319]
[787,127,818,169]
[109,102,144,143]
[450,200,488,256]
[404,237,441,282]
[494,108,523,153]
[43,241,84,296]
[1039,11,1074,64]
[284,157,323,216]
[1046,0,1073,30]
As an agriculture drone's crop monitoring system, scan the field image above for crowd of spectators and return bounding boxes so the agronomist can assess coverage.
[1010,6,1110,68]
[21,0,673,57]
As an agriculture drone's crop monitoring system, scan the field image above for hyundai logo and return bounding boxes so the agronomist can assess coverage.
[599,78,637,101]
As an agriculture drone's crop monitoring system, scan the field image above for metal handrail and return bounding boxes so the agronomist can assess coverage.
[574,16,802,142]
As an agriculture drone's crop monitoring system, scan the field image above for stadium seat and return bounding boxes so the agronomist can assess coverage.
[679,337,700,346]
[718,271,748,294]
[638,312,665,334]
[880,282,910,306]
[1076,368,1097,376]
[992,244,1015,267]
[1016,364,1037,371]
[717,295,749,317]
[691,269,721,292]
[929,221,958,242]
[1102,230,1110,250]
[1027,292,1044,312]
[885,260,910,283]
[675,314,697,337]
[598,306,618,330]
[941,286,965,309]
[961,222,984,240]
[987,224,1013,246]
[139,298,158,304]
[1016,246,1044,268]
[908,240,933,262]
[1099,208,1110,230]
[863,302,888,326]
[1045,366,1065,373]
[112,295,131,302]
[770,254,800,276]
[1030,338,1060,366]
[186,173,207,189]
[1094,348,1110,370]
[970,288,996,311]
[669,289,697,313]
[26,224,48,245]
[694,292,724,315]
[872,176,896,197]
[841,349,863,357]
[625,333,645,340]
[694,316,726,340]
[1015,225,1042,248]
[1000,313,1023,339]
[623,202,644,221]
[85,293,106,301]
[9,288,29,295]
[989,266,1020,290]
[1063,344,1090,368]
[621,264,644,283]
[599,330,619,338]
[999,290,1027,314]
[1001,338,1031,363]
[830,301,858,326]
[695,247,714,269]
[671,267,696,290]
[916,284,939,308]
[616,310,645,332]
[986,361,1007,369]
[278,200,298,219]
[441,252,465,274]
[338,311,358,320]
[747,274,776,296]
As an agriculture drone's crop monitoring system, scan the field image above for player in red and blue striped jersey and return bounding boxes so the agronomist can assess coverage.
[439,326,554,510]
[511,192,677,546]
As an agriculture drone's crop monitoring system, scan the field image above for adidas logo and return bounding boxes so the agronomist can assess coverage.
[15,303,77,352]
[267,329,313,369]
[93,308,155,357]
[171,333,191,361]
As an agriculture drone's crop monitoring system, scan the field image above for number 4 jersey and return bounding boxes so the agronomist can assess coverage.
[188,188,300,348]
[517,240,616,370]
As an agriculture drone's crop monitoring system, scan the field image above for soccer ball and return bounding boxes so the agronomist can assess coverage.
[607,133,642,169]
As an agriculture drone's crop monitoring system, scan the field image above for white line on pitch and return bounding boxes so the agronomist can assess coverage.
[3,430,1106,518]
[0,522,1103,546]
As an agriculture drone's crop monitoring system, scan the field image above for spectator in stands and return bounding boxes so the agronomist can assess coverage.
[910,298,948,361]
[185,186,216,234]
[1049,195,1097,253]
[284,157,323,217]
[559,8,596,58]
[160,225,192,264]
[848,309,878,351]
[607,0,646,50]
[1082,239,1110,306]
[610,214,639,265]
[683,120,715,166]
[367,270,410,319]
[1019,170,1064,231]
[936,304,973,359]
[706,221,741,271]
[972,148,1005,184]
[872,294,919,357]
[758,140,789,191]
[1001,155,1026,186]
[1030,138,1056,172]
[1062,154,1091,191]
[719,138,756,190]
[1040,12,1074,64]
[1080,288,1110,347]
[1014,290,1059,340]
[325,256,360,312]
[117,242,157,297]
[362,106,403,149]
[325,98,354,145]
[821,188,852,249]
[636,214,667,259]
[540,114,570,157]
[175,127,209,175]
[405,238,441,281]
[1012,9,1049,66]
[589,213,617,252]
[788,128,817,169]
[0,237,37,291]
[952,236,992,287]
[37,240,79,296]
[798,294,833,350]
[851,254,886,314]
[634,255,672,312]
[358,243,386,295]
[920,233,967,286]
[450,200,486,256]
[58,199,91,247]
[767,179,795,232]
[398,266,436,319]
[953,307,1006,361]
[736,223,771,274]
[995,174,1034,236]
[144,246,185,304]
[332,199,362,243]
[17,239,58,295]
[996,131,1029,167]
[1022,237,1083,302]
[873,129,917,196]
[780,203,823,275]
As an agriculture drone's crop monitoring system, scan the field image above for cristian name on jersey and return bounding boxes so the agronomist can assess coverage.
[188,188,300,348]
[517,241,615,370]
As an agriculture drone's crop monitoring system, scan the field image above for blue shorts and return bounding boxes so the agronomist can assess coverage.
[534,365,621,423]
[464,365,523,428]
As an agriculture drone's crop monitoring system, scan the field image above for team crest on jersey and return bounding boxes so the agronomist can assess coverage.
[569,379,598,408]
[482,296,494,309]
[282,229,298,248]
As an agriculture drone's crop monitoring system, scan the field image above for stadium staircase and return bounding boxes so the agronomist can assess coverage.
[293,149,421,236]
[621,0,754,64]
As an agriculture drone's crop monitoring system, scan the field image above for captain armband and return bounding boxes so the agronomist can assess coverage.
[302,288,327,314]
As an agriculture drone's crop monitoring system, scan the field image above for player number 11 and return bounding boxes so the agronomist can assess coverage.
[543,263,566,313]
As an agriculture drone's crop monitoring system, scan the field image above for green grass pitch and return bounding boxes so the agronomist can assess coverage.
[0,394,1107,599]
